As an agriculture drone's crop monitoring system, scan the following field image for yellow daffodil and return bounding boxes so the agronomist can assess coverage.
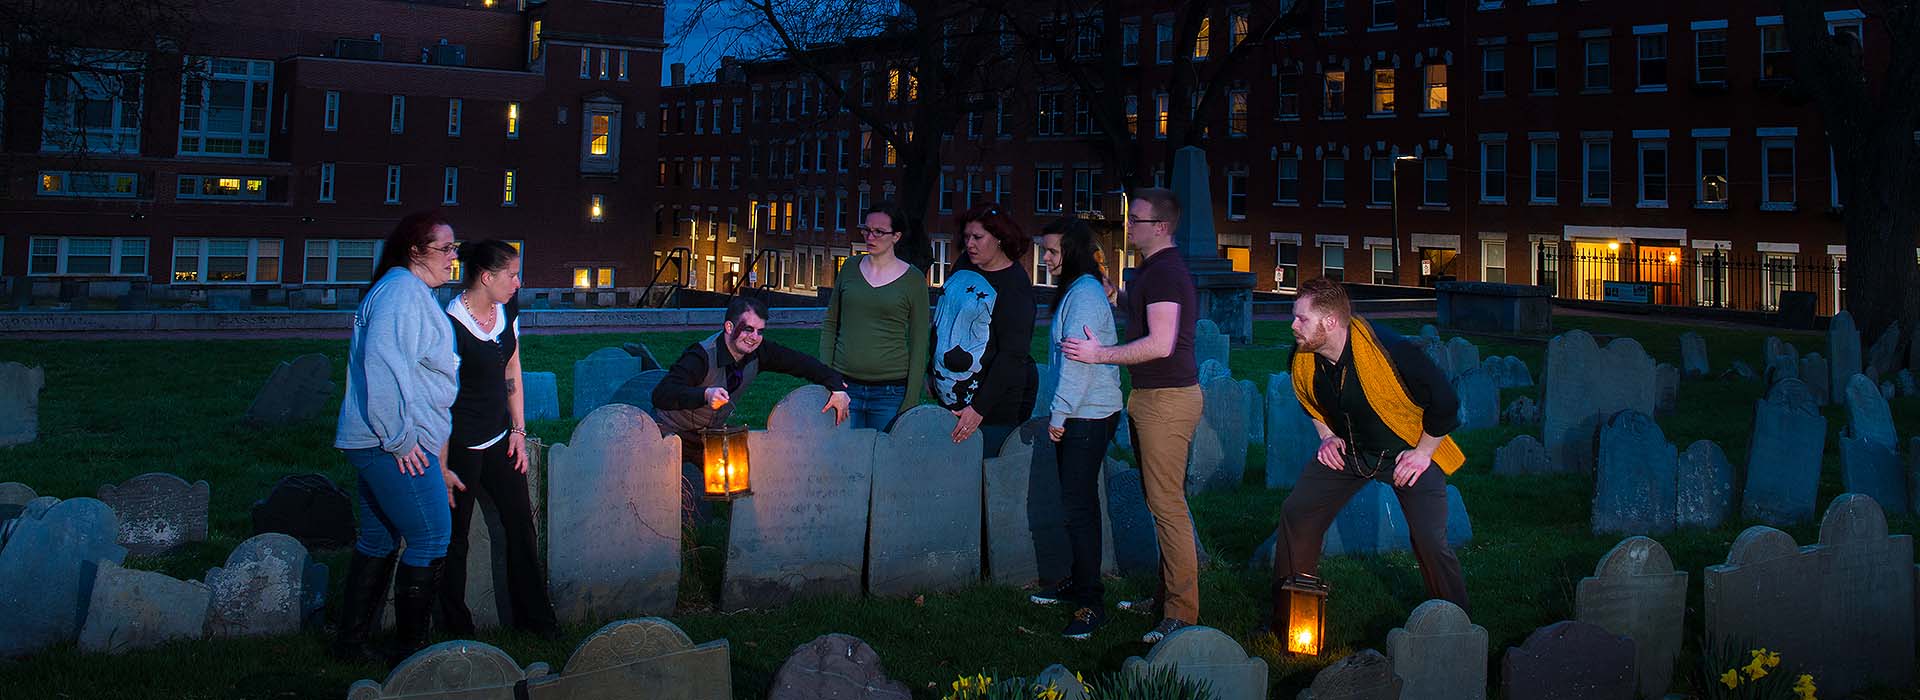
[1037,682,1064,700]
[1743,657,1771,681]
[1720,669,1741,689]
[1793,674,1817,700]
[1766,651,1782,668]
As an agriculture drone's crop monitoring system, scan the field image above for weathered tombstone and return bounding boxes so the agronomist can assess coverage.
[1882,379,1897,400]
[1198,359,1231,385]
[1033,664,1090,700]
[1867,321,1903,380]
[983,418,1117,587]
[0,498,125,657]
[1195,320,1231,375]
[1742,379,1828,526]
[1445,337,1480,382]
[347,640,540,700]
[0,363,45,446]
[1898,369,1917,398]
[1186,377,1249,494]
[0,482,36,522]
[1494,435,1549,476]
[96,473,211,557]
[1251,482,1472,567]
[1120,625,1268,700]
[1705,495,1916,698]
[1542,330,1656,473]
[1296,649,1403,700]
[522,371,561,421]
[1679,332,1709,378]
[724,386,877,610]
[1453,366,1499,432]
[621,341,664,371]
[1842,437,1909,516]
[1266,373,1319,489]
[1653,363,1678,415]
[1030,363,1060,421]
[1420,338,1454,380]
[1105,460,1159,577]
[1574,537,1687,700]
[767,633,913,700]
[242,354,335,426]
[868,406,982,596]
[1592,410,1677,535]
[1676,440,1735,529]
[1504,356,1534,387]
[1763,340,1799,387]
[1240,378,1263,446]
[1500,620,1636,700]
[204,532,323,639]
[1829,310,1862,405]
[1502,396,1541,427]
[606,369,670,416]
[1726,360,1755,382]
[547,404,682,622]
[1384,600,1486,700]
[1845,373,1898,450]
[522,618,732,700]
[572,347,648,418]
[77,560,212,654]
[249,473,355,550]
[1799,353,1831,405]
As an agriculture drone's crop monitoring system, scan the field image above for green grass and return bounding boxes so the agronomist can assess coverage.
[1,317,1917,699]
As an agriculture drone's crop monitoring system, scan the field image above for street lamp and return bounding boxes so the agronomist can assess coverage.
[1391,154,1418,286]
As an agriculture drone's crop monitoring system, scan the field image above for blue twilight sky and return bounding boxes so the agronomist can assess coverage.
[661,0,738,85]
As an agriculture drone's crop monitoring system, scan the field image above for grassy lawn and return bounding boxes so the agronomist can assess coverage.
[1,316,1916,699]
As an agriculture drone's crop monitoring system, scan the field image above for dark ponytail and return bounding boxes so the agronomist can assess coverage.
[457,239,520,288]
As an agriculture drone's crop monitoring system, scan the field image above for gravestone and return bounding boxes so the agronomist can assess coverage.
[523,618,732,700]
[1726,360,1755,382]
[1799,353,1831,405]
[1742,379,1827,526]
[1105,460,1160,577]
[77,560,212,655]
[1867,321,1903,380]
[96,472,211,556]
[1198,359,1231,385]
[1296,649,1403,700]
[1194,320,1231,376]
[242,354,335,426]
[1593,410,1677,535]
[547,404,682,622]
[868,406,982,596]
[0,498,125,657]
[621,341,665,371]
[983,418,1117,587]
[1764,340,1799,387]
[1899,369,1917,397]
[1420,338,1453,380]
[1031,363,1060,421]
[1249,483,1473,567]
[523,371,560,421]
[1882,379,1897,400]
[1267,373,1319,489]
[606,369,670,416]
[204,532,321,638]
[572,347,649,418]
[767,633,913,700]
[1186,377,1249,494]
[1844,373,1898,450]
[1453,366,1499,432]
[1829,311,1861,406]
[1679,332,1709,377]
[1542,330,1656,474]
[1676,440,1735,529]
[1033,665,1090,700]
[1489,356,1533,389]
[1384,600,1486,700]
[1574,537,1687,700]
[1494,435,1549,476]
[1705,495,1916,698]
[1119,625,1268,700]
[0,482,36,522]
[724,386,877,610]
[1503,396,1540,426]
[1445,337,1480,382]
[1240,378,1263,446]
[1500,620,1636,700]
[1421,324,1441,342]
[1842,438,1908,516]
[1653,363,1678,416]
[249,473,354,550]
[0,363,45,446]
[346,640,540,700]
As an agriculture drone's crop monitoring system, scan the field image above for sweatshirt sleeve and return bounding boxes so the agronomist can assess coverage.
[972,270,1037,419]
[902,268,930,413]
[359,287,426,455]
[653,344,714,410]
[1388,337,1461,437]
[1050,281,1109,428]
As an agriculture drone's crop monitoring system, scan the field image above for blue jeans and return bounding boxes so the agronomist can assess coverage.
[344,447,451,567]
[845,381,908,431]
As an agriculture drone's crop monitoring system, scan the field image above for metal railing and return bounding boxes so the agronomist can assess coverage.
[1538,247,1845,314]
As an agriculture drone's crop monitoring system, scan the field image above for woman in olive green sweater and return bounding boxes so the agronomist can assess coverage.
[821,203,931,430]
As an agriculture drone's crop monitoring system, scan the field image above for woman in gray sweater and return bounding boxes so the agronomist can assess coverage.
[1030,218,1124,640]
[330,210,465,664]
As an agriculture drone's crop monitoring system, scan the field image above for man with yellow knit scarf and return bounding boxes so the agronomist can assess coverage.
[1265,277,1470,641]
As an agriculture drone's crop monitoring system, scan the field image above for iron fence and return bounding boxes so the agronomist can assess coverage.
[1538,247,1845,315]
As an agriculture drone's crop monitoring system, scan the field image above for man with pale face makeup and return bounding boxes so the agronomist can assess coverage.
[653,296,851,464]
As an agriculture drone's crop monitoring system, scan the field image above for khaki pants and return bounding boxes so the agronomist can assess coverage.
[1127,385,1204,623]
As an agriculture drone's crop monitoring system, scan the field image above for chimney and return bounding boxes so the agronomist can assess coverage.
[671,62,686,86]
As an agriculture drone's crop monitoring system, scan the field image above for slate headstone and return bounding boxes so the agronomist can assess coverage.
[1653,363,1678,416]
[606,369,670,416]
[868,406,982,596]
[1592,410,1677,535]
[204,532,321,638]
[1266,373,1319,489]
[1033,664,1090,700]
[96,473,211,556]
[1842,436,1908,516]
[243,354,335,426]
[1867,321,1903,380]
[1494,435,1549,476]
[1845,373,1898,450]
[1726,359,1755,382]
[1500,620,1636,700]
[522,370,560,421]
[1453,366,1498,432]
[1574,536,1687,700]
[1506,356,1534,387]
[1502,396,1540,427]
[1296,649,1403,700]
[983,418,1117,587]
[572,348,649,418]
[0,498,125,657]
[1194,320,1230,375]
[346,640,539,700]
[1763,339,1799,386]
[547,404,682,622]
[1445,337,1480,382]
[1420,337,1453,380]
[0,482,36,522]
[1120,625,1268,700]
[767,633,913,700]
[1031,363,1061,421]
[1829,310,1862,405]
[249,473,355,550]
[0,363,45,446]
[1105,460,1159,577]
[1187,377,1249,494]
[1384,600,1487,700]
[1799,353,1831,405]
[1679,332,1709,378]
[1542,330,1656,474]
[1198,359,1231,385]
[1742,379,1828,526]
[1676,440,1735,529]
[77,560,212,655]
[1240,378,1263,446]
[522,617,732,700]
[1249,482,1472,568]
[1898,369,1917,398]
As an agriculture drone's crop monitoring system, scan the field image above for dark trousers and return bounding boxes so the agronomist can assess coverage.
[442,437,559,634]
[1056,414,1118,608]
[1269,458,1469,621]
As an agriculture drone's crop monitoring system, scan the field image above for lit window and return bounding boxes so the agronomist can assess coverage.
[1422,64,1447,112]
[589,115,610,155]
[1372,68,1395,114]
[573,268,591,288]
[596,268,614,288]
[502,169,516,206]
[177,174,268,201]
[447,98,462,136]
[1193,16,1212,61]
[37,171,138,198]
[507,102,520,138]
[590,193,606,221]
[171,238,280,283]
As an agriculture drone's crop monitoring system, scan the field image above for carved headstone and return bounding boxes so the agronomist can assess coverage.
[1742,379,1827,526]
[1453,365,1499,432]
[1842,437,1908,516]
[1844,373,1898,450]
[572,347,649,418]
[0,482,36,522]
[1186,377,1249,494]
[1120,625,1268,700]
[1033,664,1090,700]
[1676,440,1735,529]
[1829,311,1861,405]
[1249,483,1472,567]
[204,532,321,638]
[1266,373,1319,489]
[547,405,682,622]
[1593,410,1677,535]
[77,560,211,654]
[1384,600,1487,700]
[1194,320,1230,378]
[1297,649,1403,700]
[1105,460,1159,577]
[522,370,561,421]
[1799,353,1831,405]
[1679,332,1709,378]
[0,363,45,446]
[347,640,542,700]
[768,634,912,700]
[1494,435,1549,476]
[1575,537,1687,700]
[1500,620,1636,700]
[0,498,125,657]
[983,418,1117,587]
[1653,363,1678,415]
[249,473,355,550]
[96,472,211,556]
[523,618,732,700]
[1503,396,1541,427]
[868,406,982,596]
[1867,321,1903,380]
[1898,369,1917,398]
[1241,378,1264,446]
[1445,337,1480,382]
[1543,330,1656,473]
[242,354,335,426]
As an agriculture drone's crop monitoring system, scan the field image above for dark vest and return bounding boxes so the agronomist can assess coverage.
[448,299,519,447]
[656,333,760,434]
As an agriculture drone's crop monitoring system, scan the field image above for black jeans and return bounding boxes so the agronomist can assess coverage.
[1269,458,1469,621]
[443,437,559,634]
[1057,414,1118,609]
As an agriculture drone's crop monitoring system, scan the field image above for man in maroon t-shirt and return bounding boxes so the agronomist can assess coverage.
[1061,187,1203,644]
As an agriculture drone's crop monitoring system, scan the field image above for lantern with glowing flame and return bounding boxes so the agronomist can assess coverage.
[699,424,751,501]
[1281,574,1330,656]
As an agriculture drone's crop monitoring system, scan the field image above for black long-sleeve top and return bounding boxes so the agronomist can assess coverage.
[652,336,846,411]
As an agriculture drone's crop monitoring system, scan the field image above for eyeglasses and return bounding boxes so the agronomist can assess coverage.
[1127,217,1167,226]
[858,226,897,237]
[427,242,460,255]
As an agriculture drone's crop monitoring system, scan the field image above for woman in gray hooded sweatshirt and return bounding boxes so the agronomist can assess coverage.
[329,210,464,665]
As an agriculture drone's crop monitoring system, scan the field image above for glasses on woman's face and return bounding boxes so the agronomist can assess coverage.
[858,226,897,238]
[427,242,460,256]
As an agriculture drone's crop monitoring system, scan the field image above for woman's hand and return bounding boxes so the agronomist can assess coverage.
[951,406,984,443]
[441,464,467,508]
[396,446,430,476]
[507,431,530,474]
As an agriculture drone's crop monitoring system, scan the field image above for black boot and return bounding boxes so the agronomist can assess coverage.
[388,558,444,665]
[329,552,397,663]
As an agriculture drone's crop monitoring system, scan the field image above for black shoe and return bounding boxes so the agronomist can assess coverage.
[1116,595,1158,616]
[328,552,396,664]
[1141,617,1190,644]
[1062,606,1105,640]
[388,558,444,665]
[1029,579,1071,606]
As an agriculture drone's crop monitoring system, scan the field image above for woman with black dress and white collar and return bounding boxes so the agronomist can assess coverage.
[439,239,560,639]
